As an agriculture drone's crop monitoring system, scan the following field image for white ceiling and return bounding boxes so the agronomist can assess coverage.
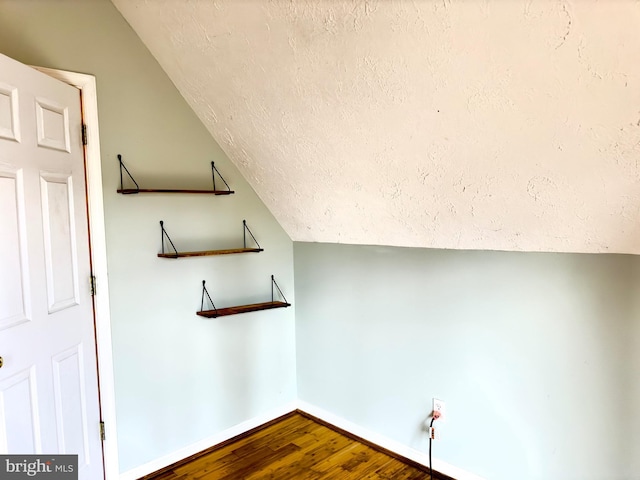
[112,0,640,253]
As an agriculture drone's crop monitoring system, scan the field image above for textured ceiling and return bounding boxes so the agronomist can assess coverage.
[111,0,640,253]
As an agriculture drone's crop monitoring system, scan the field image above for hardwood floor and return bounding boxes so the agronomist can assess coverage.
[141,411,452,480]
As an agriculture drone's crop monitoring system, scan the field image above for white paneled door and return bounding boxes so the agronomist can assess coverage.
[0,54,104,479]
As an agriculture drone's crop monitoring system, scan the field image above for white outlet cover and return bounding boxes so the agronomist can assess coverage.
[433,398,446,422]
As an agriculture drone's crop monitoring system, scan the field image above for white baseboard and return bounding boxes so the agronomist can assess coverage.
[119,401,297,480]
[296,400,486,480]
[119,399,484,480]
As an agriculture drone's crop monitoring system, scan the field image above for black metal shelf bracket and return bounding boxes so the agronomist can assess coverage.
[200,280,217,314]
[118,154,140,193]
[159,220,179,257]
[118,155,233,194]
[243,220,261,249]
[271,275,288,304]
[211,162,232,193]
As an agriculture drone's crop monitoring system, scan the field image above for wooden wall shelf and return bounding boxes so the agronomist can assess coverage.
[116,154,234,195]
[116,154,288,320]
[158,247,262,258]
[197,301,290,318]
[197,276,291,318]
[158,220,262,258]
[118,188,233,195]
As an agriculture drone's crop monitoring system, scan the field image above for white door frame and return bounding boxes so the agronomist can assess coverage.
[32,66,119,479]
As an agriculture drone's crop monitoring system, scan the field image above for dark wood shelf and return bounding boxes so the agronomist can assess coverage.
[158,247,263,258]
[117,188,234,195]
[197,301,291,318]
[116,155,234,195]
[158,220,263,258]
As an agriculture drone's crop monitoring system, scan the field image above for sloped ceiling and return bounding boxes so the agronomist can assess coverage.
[111,0,640,253]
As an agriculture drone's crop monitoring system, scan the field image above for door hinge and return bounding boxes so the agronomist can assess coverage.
[82,124,88,145]
[90,275,97,296]
[99,421,106,441]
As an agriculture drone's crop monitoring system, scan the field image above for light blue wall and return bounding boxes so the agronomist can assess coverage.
[294,242,639,480]
[0,0,296,473]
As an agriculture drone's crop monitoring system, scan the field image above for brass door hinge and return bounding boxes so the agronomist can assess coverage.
[99,421,106,441]
[82,124,88,145]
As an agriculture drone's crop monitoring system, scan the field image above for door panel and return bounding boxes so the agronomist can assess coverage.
[35,98,70,152]
[0,367,41,454]
[40,172,79,313]
[0,167,30,329]
[52,345,90,465]
[0,82,20,141]
[0,52,104,479]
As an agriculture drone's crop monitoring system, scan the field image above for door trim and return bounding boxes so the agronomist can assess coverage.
[32,66,119,479]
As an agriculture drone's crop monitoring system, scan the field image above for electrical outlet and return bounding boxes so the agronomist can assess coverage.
[433,398,446,422]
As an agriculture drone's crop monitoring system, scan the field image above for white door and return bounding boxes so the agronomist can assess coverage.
[0,53,104,479]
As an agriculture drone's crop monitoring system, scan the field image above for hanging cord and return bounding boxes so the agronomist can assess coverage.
[243,220,262,249]
[117,154,140,193]
[159,221,179,257]
[271,275,288,304]
[429,411,441,479]
[200,280,217,314]
[211,161,232,192]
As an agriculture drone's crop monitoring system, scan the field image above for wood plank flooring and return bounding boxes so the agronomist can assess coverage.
[141,411,452,480]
